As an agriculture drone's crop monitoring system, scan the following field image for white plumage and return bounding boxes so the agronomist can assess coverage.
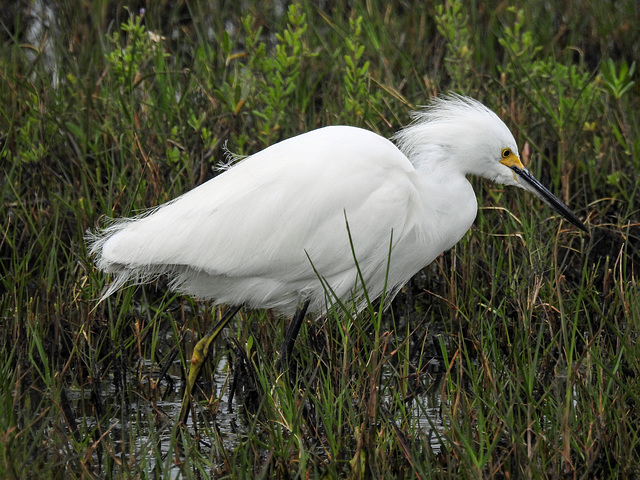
[88,95,586,314]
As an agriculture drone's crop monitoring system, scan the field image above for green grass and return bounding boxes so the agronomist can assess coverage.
[1,0,639,478]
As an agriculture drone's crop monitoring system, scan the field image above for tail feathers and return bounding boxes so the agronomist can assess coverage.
[86,218,158,301]
[97,271,135,302]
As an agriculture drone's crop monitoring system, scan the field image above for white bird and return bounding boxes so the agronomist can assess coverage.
[87,94,587,423]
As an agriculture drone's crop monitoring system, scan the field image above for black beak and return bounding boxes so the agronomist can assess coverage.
[511,166,588,233]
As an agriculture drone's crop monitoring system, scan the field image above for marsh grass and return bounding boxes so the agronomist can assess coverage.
[1,1,640,478]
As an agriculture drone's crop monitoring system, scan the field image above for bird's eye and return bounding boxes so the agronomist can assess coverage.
[501,148,512,158]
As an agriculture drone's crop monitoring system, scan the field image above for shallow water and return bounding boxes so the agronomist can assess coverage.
[65,331,447,476]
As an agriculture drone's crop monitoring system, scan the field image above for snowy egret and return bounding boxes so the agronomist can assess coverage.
[88,94,587,423]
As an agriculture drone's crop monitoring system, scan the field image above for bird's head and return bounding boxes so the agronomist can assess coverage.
[394,94,587,232]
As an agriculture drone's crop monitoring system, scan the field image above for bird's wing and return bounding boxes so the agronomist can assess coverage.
[97,126,422,287]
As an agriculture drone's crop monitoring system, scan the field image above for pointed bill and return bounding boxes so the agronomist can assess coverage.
[511,166,588,232]
[499,151,587,233]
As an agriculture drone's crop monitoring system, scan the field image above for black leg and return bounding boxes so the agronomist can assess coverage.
[277,299,311,372]
[178,304,242,425]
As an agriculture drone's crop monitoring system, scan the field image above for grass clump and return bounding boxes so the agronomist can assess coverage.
[1,1,639,478]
